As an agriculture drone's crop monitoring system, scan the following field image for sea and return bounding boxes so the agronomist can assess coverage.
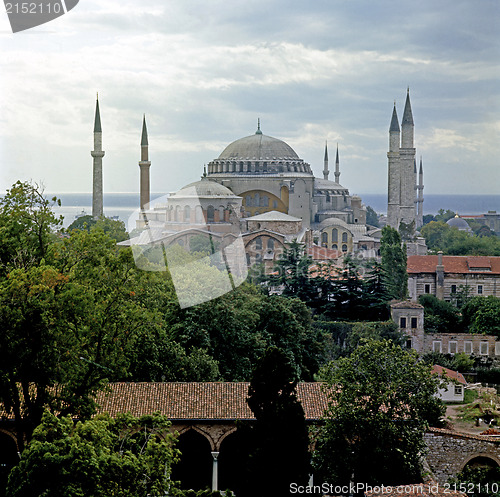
[40,192,500,228]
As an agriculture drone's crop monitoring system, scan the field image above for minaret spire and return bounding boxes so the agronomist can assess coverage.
[139,114,151,211]
[323,141,329,180]
[91,94,105,218]
[416,156,424,228]
[255,118,262,135]
[334,143,340,184]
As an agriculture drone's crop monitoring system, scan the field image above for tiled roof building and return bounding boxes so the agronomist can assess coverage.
[407,253,500,301]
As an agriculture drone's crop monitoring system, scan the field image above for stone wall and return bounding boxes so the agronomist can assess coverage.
[424,428,500,484]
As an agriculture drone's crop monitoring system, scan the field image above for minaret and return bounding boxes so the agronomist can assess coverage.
[139,114,151,210]
[387,102,401,229]
[399,88,417,230]
[334,143,340,184]
[323,141,329,180]
[416,157,424,228]
[91,94,105,219]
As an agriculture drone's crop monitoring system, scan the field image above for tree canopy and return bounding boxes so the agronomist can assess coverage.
[242,347,310,497]
[6,411,178,497]
[380,226,408,300]
[313,339,444,487]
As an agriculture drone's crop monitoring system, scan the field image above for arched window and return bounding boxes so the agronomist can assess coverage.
[195,205,203,223]
[332,244,338,250]
[342,232,348,243]
[219,206,225,222]
[267,238,274,250]
[255,237,262,250]
[331,229,338,242]
[321,232,328,247]
[184,205,191,223]
[342,244,348,252]
[246,195,252,207]
[254,193,260,206]
[207,205,215,223]
[175,205,181,222]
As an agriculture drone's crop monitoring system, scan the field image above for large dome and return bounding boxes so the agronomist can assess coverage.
[218,132,299,160]
[207,127,312,176]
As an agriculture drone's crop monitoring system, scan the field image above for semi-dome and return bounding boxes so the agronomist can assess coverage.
[218,132,299,160]
[171,176,240,199]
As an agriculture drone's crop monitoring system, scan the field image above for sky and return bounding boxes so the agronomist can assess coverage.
[0,0,499,196]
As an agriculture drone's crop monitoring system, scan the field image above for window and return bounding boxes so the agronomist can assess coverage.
[464,341,473,355]
[424,284,431,294]
[267,238,274,250]
[411,317,418,329]
[255,237,262,250]
[449,341,457,355]
[332,244,338,250]
[451,284,457,294]
[321,232,328,247]
[433,341,442,353]
[480,342,488,355]
[454,385,463,396]
[342,232,348,243]
[400,317,407,329]
[331,229,338,242]
[342,244,348,252]
[206,205,215,223]
[478,285,483,295]
[184,205,190,222]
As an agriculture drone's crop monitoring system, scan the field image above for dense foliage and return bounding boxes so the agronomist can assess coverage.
[241,347,311,497]
[7,411,178,497]
[380,226,408,300]
[421,221,500,255]
[313,339,445,487]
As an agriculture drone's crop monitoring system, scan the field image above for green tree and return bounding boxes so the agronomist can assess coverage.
[435,209,456,223]
[462,296,500,337]
[418,294,462,333]
[242,347,310,497]
[0,230,174,449]
[269,240,320,305]
[449,465,500,497]
[380,226,408,300]
[420,221,450,251]
[7,411,178,497]
[366,205,380,227]
[313,339,444,487]
[0,181,62,276]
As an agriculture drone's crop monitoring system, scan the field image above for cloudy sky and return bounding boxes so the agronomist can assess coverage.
[0,0,499,197]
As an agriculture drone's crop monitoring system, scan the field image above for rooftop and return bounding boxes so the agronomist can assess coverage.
[407,255,500,275]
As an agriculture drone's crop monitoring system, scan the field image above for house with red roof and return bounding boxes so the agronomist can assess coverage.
[431,365,467,402]
[407,252,500,302]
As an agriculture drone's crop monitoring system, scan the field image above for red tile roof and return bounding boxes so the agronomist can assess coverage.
[407,255,500,275]
[431,365,467,385]
[95,382,329,421]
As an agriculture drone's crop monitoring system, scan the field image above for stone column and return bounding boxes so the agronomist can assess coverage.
[211,451,219,491]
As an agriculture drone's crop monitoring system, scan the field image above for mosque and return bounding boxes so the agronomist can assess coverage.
[92,90,425,270]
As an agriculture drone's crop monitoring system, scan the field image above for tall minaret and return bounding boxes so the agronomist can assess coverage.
[139,114,151,210]
[416,157,424,228]
[334,143,340,184]
[387,102,401,229]
[399,88,417,229]
[91,94,105,219]
[323,141,329,180]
